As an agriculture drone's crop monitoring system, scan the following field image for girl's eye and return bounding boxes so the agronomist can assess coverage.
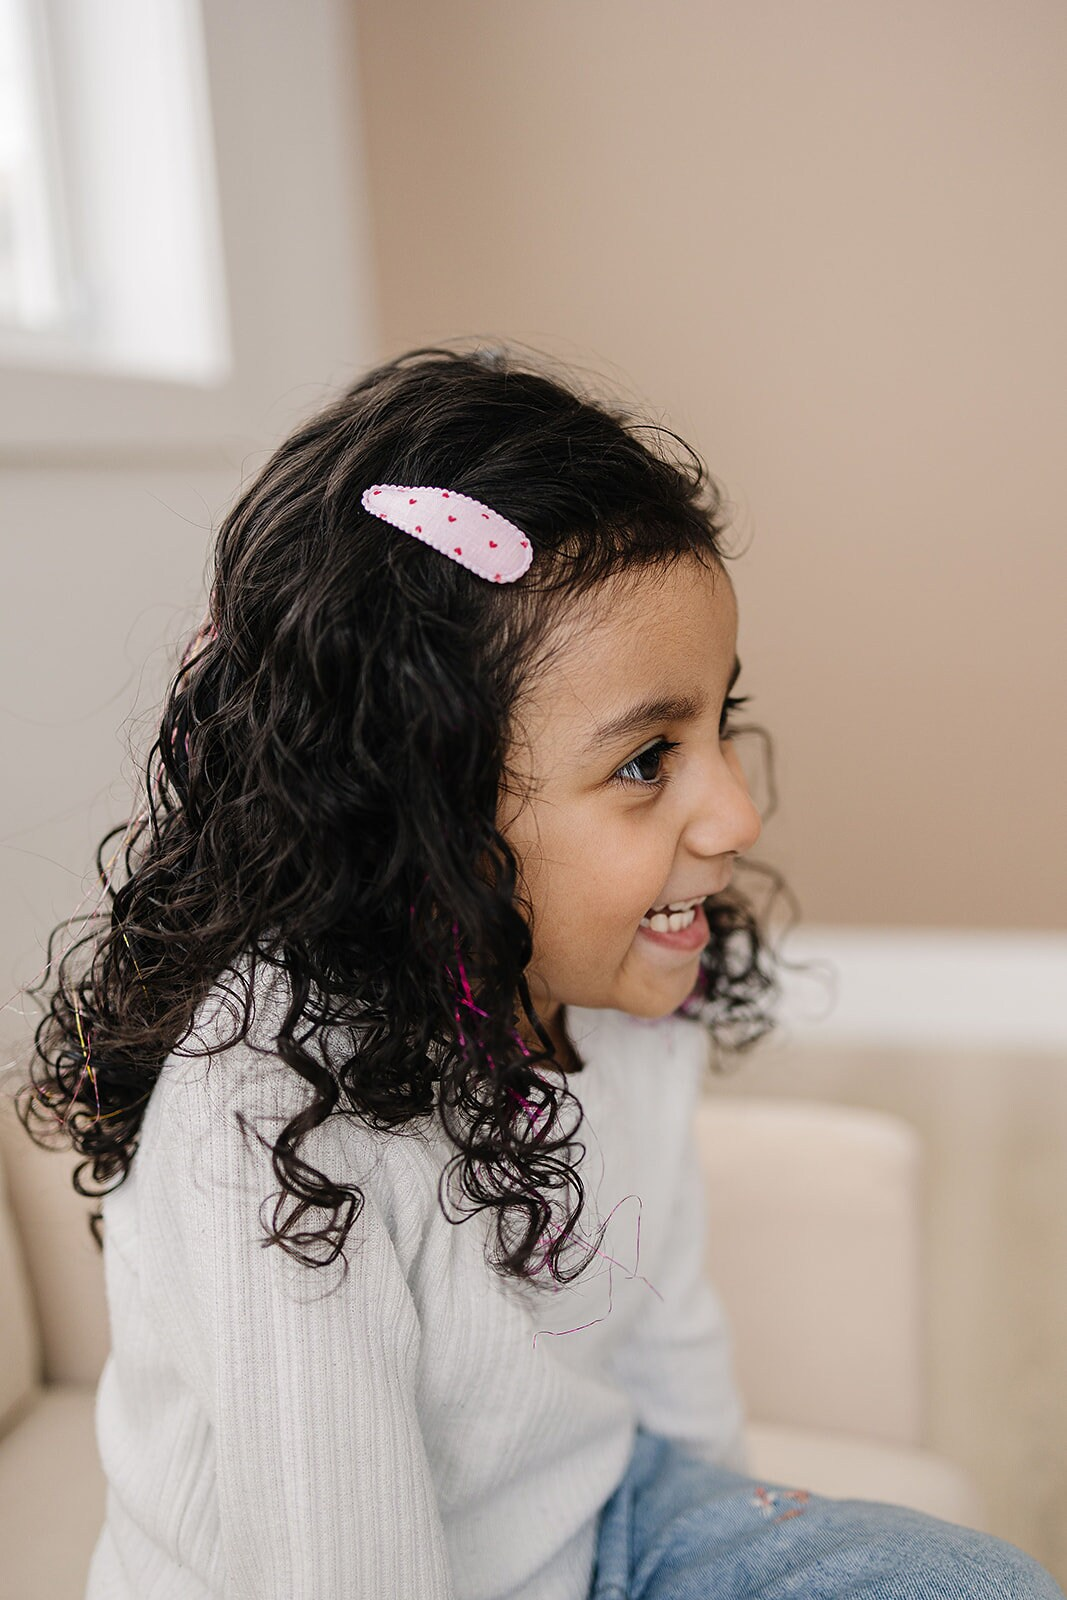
[720,694,751,741]
[610,697,751,791]
[611,738,682,791]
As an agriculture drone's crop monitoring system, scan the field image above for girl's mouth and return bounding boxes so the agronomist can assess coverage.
[637,901,709,952]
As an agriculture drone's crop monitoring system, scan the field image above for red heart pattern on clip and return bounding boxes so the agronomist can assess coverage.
[361,484,534,583]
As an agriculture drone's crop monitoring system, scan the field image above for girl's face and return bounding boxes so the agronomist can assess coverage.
[498,554,762,1039]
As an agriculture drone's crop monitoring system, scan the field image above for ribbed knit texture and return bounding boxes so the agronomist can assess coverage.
[85,962,748,1599]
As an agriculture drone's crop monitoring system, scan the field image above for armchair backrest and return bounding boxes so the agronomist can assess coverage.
[696,1096,925,1447]
[0,1123,49,1427]
[0,1100,107,1390]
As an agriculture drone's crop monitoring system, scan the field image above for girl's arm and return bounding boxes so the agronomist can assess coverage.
[140,1053,456,1600]
[606,1055,750,1474]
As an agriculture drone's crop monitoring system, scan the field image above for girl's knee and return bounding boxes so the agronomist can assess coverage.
[840,1503,1065,1600]
[936,1531,1065,1600]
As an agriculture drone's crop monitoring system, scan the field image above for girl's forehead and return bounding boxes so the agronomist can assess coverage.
[518,558,737,737]
[549,557,735,669]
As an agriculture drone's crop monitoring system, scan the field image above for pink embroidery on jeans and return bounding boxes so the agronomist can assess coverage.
[751,1486,811,1523]
[775,1488,812,1523]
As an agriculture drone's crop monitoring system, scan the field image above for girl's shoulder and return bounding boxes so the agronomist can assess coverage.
[143,953,441,1246]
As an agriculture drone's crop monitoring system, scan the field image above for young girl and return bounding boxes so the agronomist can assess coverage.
[17,345,1061,1599]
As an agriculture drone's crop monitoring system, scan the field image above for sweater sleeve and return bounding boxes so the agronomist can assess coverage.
[605,1070,751,1476]
[140,1053,456,1600]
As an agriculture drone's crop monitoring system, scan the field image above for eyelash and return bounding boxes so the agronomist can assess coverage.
[611,696,751,791]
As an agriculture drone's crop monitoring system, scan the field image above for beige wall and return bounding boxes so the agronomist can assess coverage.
[354,0,1066,931]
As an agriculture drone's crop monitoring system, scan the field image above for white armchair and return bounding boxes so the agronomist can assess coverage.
[0,1091,984,1596]
[696,1096,985,1527]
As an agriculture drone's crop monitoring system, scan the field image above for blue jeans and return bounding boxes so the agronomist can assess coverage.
[589,1429,1065,1599]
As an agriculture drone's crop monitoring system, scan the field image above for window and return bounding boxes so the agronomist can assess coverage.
[0,0,230,385]
[0,0,369,457]
[0,0,70,336]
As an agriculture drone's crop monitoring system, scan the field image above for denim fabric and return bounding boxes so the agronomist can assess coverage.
[589,1428,1065,1599]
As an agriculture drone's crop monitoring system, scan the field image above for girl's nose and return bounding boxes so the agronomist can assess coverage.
[684,743,763,860]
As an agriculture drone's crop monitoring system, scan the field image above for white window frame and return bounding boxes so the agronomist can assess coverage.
[0,0,373,462]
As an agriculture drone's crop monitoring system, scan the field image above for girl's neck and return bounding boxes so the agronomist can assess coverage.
[517,1003,580,1072]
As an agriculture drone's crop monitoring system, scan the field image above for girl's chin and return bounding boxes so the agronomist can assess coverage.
[616,942,704,1016]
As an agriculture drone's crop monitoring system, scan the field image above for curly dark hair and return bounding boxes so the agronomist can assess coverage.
[12,340,811,1289]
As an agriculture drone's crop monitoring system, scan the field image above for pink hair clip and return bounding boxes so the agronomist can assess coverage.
[361,484,533,583]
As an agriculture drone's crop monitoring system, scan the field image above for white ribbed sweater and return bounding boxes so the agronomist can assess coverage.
[85,963,748,1600]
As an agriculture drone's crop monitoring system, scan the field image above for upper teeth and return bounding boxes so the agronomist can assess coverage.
[639,895,704,933]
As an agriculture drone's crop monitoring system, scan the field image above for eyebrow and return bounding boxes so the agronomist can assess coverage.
[583,656,742,753]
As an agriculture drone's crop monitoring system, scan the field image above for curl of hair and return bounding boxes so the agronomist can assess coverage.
[13,340,822,1287]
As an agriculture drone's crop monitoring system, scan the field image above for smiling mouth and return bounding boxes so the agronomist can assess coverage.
[642,873,733,925]
[639,902,703,932]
